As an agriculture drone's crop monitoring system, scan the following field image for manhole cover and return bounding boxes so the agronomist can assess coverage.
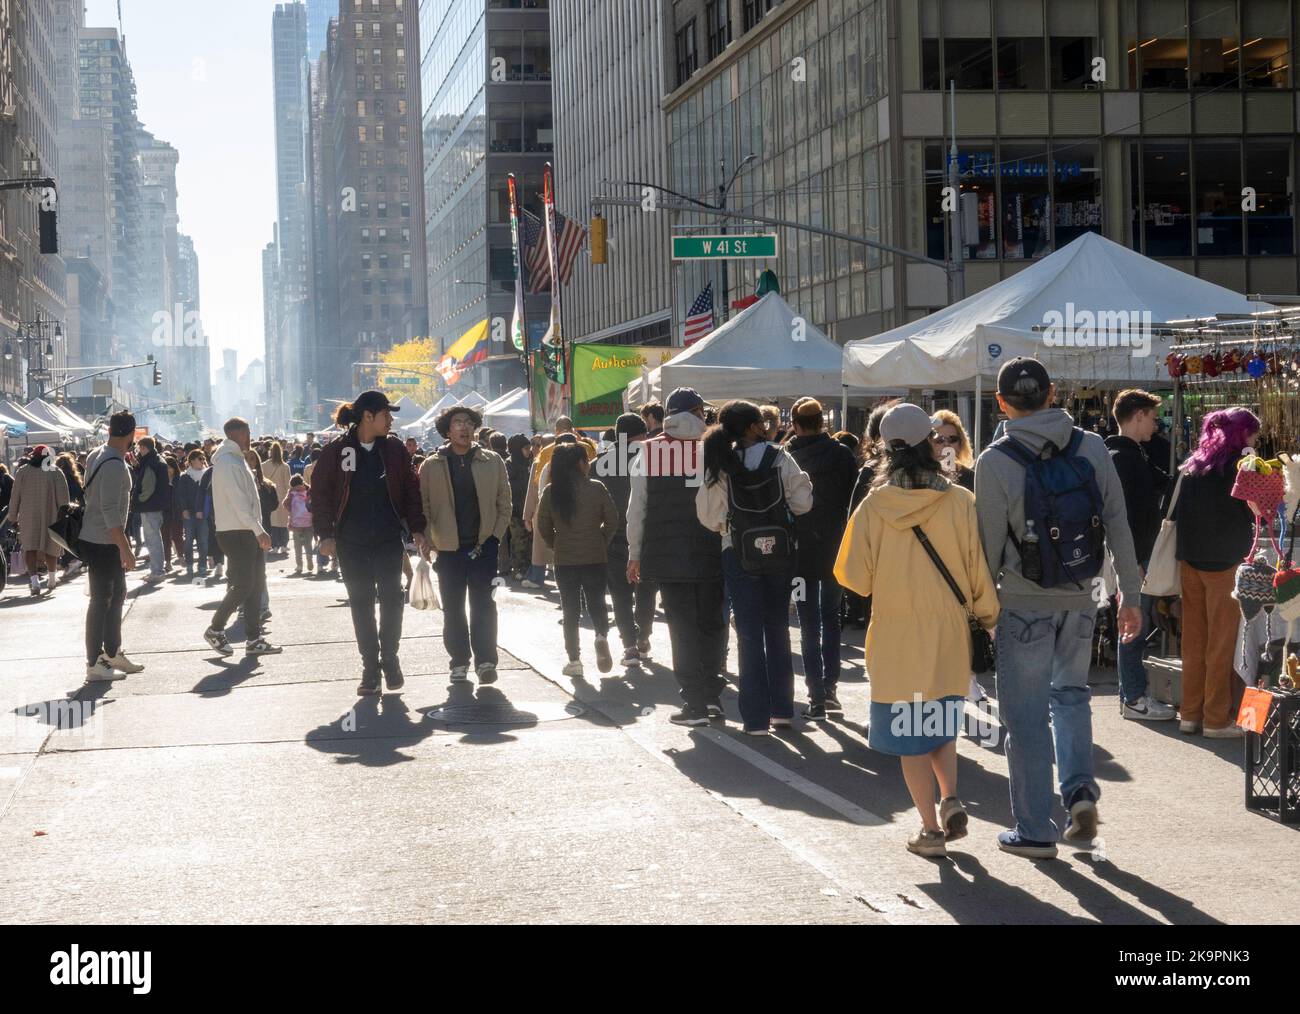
[426,701,585,725]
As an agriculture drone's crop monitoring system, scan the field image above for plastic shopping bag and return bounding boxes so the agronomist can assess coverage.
[409,557,439,611]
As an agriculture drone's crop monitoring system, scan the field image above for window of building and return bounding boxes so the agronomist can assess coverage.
[355,48,365,65]
[354,22,364,39]
[1054,142,1102,246]
[398,99,407,115]
[397,72,406,89]
[357,74,366,91]
[1141,141,1192,255]
[1244,0,1291,87]
[926,141,998,259]
[676,20,698,88]
[374,73,383,89]
[362,279,372,295]
[379,253,389,269]
[379,279,389,296]
[1246,141,1293,254]
[377,227,387,243]
[373,48,382,64]
[399,124,408,143]
[356,99,366,117]
[376,175,386,191]
[396,22,404,39]
[376,149,386,165]
[523,103,552,152]
[358,125,367,143]
[363,304,373,321]
[1128,0,1188,89]
[361,227,372,242]
[999,143,1052,258]
[359,151,369,166]
[1190,0,1237,88]
[706,1,731,60]
[401,201,411,218]
[371,22,381,38]
[377,202,388,218]
[362,252,372,270]
[1049,36,1095,88]
[397,48,405,63]
[400,175,409,193]
[997,38,1046,89]
[375,124,385,142]
[1195,139,1243,256]
[939,1,995,90]
[743,0,776,33]
[403,253,411,269]
[521,30,550,80]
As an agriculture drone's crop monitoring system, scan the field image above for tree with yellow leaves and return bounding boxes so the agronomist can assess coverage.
[378,336,440,409]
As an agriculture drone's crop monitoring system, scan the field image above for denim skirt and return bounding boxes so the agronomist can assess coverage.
[868,695,966,756]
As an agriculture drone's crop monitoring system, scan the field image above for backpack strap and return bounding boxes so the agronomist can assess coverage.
[990,435,1038,468]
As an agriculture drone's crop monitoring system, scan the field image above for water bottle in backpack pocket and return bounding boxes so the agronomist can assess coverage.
[993,428,1105,590]
[727,445,797,575]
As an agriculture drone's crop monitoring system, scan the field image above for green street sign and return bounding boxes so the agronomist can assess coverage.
[672,234,778,260]
[383,376,422,386]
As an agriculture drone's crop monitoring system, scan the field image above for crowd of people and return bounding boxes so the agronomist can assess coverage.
[0,353,1258,860]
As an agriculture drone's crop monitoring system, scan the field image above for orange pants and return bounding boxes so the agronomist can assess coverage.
[1179,562,1240,729]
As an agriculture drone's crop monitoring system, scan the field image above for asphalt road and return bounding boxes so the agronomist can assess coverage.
[1,554,1296,924]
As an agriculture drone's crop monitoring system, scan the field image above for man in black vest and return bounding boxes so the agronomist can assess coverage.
[626,388,725,726]
[597,412,657,666]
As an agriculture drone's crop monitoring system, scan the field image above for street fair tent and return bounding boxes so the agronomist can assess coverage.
[842,233,1267,391]
[26,399,95,434]
[399,392,457,436]
[393,395,427,418]
[624,292,844,405]
[0,399,68,444]
[482,387,529,433]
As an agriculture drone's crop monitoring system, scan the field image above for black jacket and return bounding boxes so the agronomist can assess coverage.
[1173,464,1255,572]
[787,432,857,579]
[132,451,171,513]
[506,455,531,521]
[1105,434,1168,567]
[639,434,721,583]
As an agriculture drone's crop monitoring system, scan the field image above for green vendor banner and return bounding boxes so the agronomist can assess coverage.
[570,343,685,430]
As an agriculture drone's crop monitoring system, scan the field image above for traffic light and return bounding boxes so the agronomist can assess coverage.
[152,363,162,386]
[589,213,607,265]
[39,207,58,255]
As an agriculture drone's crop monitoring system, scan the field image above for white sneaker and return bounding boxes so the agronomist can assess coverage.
[521,579,543,589]
[101,652,145,674]
[1179,719,1202,734]
[1122,696,1176,721]
[1203,724,1243,739]
[561,659,584,677]
[85,660,125,682]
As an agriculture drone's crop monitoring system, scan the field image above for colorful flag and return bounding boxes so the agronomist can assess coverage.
[683,282,715,345]
[540,164,566,389]
[507,174,527,362]
[436,320,490,387]
[521,206,586,294]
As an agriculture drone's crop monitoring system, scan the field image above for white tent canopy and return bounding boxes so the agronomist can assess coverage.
[0,399,68,443]
[626,292,844,405]
[26,399,94,434]
[393,395,426,418]
[843,233,1269,390]
[482,387,529,432]
[400,392,457,435]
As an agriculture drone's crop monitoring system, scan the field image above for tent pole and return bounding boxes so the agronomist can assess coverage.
[840,384,848,428]
[974,372,983,452]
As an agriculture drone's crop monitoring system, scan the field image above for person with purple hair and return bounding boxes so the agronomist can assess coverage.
[1173,407,1259,738]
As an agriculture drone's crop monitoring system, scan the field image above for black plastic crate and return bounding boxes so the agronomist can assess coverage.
[1245,690,1300,824]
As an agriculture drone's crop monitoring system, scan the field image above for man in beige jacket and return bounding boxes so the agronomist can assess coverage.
[419,404,512,684]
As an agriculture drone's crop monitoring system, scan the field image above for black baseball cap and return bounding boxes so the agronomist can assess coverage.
[353,390,398,416]
[997,357,1052,399]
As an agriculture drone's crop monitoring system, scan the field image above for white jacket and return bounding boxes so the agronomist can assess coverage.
[211,438,265,536]
[696,441,814,535]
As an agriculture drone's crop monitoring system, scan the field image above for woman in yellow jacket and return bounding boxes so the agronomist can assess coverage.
[834,404,999,859]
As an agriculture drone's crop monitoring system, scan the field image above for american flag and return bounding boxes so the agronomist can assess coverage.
[683,282,715,345]
[522,207,585,294]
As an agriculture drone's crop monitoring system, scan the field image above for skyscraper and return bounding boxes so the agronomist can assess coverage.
[420,0,554,396]
[305,0,333,62]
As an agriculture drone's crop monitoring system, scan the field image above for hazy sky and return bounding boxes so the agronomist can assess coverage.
[84,0,281,381]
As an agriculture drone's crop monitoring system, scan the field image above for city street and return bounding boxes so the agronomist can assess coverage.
[1,556,1293,926]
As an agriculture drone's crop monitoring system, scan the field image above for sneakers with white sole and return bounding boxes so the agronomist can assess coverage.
[245,638,283,656]
[203,627,234,656]
[1203,724,1243,739]
[561,659,584,678]
[101,652,145,674]
[449,665,470,683]
[1179,719,1202,734]
[594,636,613,674]
[1062,787,1100,845]
[85,659,125,682]
[907,829,948,858]
[1122,696,1176,721]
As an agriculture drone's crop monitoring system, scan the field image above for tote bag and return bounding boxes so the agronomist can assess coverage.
[1141,471,1183,598]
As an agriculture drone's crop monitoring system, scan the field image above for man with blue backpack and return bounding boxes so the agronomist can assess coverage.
[975,357,1143,860]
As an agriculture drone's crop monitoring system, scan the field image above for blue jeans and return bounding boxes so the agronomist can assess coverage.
[182,517,209,574]
[995,608,1100,843]
[141,511,165,576]
[1116,593,1156,704]
[722,548,795,731]
[525,563,546,585]
[795,578,843,702]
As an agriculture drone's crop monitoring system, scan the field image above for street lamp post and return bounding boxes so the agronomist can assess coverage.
[3,314,64,402]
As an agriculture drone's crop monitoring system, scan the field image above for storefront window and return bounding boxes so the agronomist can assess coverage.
[1142,141,1192,256]
[999,143,1052,259]
[1190,0,1237,88]
[1054,141,1101,246]
[1194,140,1243,256]
[956,143,998,259]
[1243,0,1291,88]
[1246,141,1294,254]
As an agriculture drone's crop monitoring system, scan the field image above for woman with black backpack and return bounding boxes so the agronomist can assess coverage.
[698,401,813,735]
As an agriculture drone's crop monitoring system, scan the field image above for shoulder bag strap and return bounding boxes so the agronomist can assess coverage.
[912,525,973,617]
[1162,470,1185,521]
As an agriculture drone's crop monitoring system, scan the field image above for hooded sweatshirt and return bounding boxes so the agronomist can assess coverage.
[974,407,1140,613]
[210,438,266,536]
[626,410,714,574]
[835,483,998,702]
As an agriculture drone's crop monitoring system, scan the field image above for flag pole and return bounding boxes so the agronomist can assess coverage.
[508,173,533,429]
[542,162,568,416]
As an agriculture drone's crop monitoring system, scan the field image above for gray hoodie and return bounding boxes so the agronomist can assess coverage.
[974,407,1140,614]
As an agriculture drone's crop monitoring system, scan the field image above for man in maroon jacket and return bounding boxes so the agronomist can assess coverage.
[310,390,428,694]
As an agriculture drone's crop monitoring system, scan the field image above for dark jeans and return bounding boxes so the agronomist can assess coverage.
[182,517,209,574]
[1117,592,1156,704]
[723,548,795,731]
[555,562,610,660]
[796,577,843,703]
[83,541,126,665]
[657,579,727,711]
[434,538,499,668]
[606,538,656,649]
[212,531,265,640]
[337,537,406,672]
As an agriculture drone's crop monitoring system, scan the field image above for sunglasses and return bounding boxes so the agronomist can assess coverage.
[933,434,962,445]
